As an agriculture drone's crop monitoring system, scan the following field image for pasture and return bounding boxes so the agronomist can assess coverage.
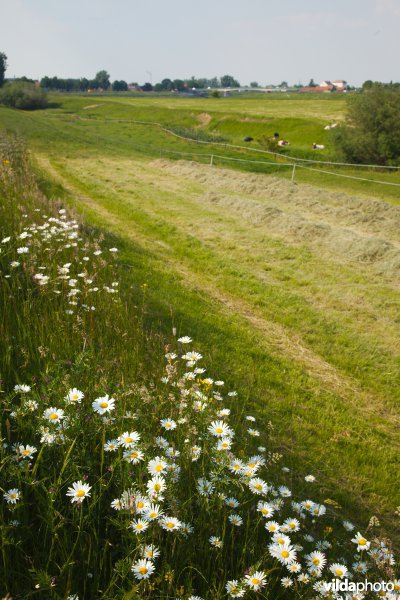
[0,92,399,597]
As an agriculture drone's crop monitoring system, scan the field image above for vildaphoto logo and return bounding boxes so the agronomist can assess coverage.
[324,578,396,593]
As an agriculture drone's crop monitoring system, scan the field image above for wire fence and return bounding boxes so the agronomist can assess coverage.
[47,113,400,188]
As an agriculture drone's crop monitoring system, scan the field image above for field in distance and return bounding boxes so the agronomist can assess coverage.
[1,93,399,531]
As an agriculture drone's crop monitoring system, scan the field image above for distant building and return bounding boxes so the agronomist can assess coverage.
[300,79,348,93]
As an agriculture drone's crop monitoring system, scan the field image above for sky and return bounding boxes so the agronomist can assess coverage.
[0,0,399,87]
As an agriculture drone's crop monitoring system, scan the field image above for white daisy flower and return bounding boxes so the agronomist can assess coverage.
[131,558,155,580]
[226,580,245,597]
[178,336,192,343]
[104,440,119,452]
[351,532,371,552]
[17,445,37,459]
[225,497,239,508]
[43,407,65,423]
[66,388,84,404]
[209,536,223,548]
[4,488,21,504]
[257,501,275,518]
[249,478,269,495]
[123,449,144,464]
[160,418,177,431]
[14,384,31,393]
[306,551,326,570]
[269,541,297,565]
[111,498,123,510]
[329,563,347,579]
[141,544,160,559]
[160,516,181,531]
[146,476,166,498]
[130,518,149,534]
[228,514,243,527]
[208,420,234,438]
[144,503,163,521]
[118,431,140,448]
[244,571,267,591]
[147,457,167,475]
[305,474,316,482]
[66,480,91,504]
[92,395,115,415]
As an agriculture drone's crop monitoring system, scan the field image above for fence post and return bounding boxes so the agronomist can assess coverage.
[210,154,214,166]
[291,163,296,183]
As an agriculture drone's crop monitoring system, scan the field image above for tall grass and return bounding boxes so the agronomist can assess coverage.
[0,135,398,598]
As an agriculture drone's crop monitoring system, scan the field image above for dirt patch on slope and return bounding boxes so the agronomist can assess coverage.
[196,113,212,127]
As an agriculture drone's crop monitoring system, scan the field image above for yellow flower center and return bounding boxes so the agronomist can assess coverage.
[358,538,367,546]
[73,394,79,400]
[155,465,163,472]
[125,437,132,443]
[215,427,223,434]
[10,493,17,499]
[335,570,343,576]
[249,463,256,468]
[290,523,295,529]
[100,402,108,408]
[281,550,290,558]
[277,538,285,545]
[167,522,174,528]
[139,567,148,574]
[255,484,262,490]
[22,450,30,456]
[137,523,143,529]
[154,484,161,492]
[313,558,320,565]
[137,501,144,508]
[131,452,138,459]
[76,490,85,497]
[50,413,59,420]
[149,512,157,518]
[252,578,260,585]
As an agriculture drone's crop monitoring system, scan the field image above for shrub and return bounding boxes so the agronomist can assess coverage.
[0,81,48,110]
[332,84,400,166]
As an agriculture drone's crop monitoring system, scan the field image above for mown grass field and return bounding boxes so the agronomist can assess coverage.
[1,91,399,539]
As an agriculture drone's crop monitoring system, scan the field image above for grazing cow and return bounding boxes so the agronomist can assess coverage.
[278,140,289,146]
[243,136,253,142]
[312,143,325,149]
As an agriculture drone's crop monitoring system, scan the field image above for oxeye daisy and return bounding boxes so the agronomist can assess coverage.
[229,459,244,474]
[66,480,91,504]
[306,551,326,570]
[209,536,223,548]
[257,501,275,518]
[134,495,150,513]
[118,431,140,448]
[123,449,144,464]
[92,395,115,415]
[228,514,243,527]
[281,577,293,588]
[217,437,232,451]
[265,520,280,533]
[145,503,163,520]
[160,516,181,531]
[17,444,37,459]
[284,517,301,532]
[147,457,167,475]
[225,497,239,508]
[269,541,297,565]
[146,476,166,498]
[226,580,245,597]
[141,544,160,559]
[208,420,233,438]
[160,418,177,431]
[244,571,267,591]
[66,388,84,404]
[104,439,119,452]
[305,474,316,482]
[178,336,192,343]
[329,563,347,579]
[130,518,149,534]
[43,407,65,423]
[4,488,21,504]
[131,558,155,580]
[249,477,269,495]
[111,498,122,510]
[351,532,371,552]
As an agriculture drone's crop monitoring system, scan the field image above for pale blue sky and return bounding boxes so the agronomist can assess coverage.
[0,0,399,86]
